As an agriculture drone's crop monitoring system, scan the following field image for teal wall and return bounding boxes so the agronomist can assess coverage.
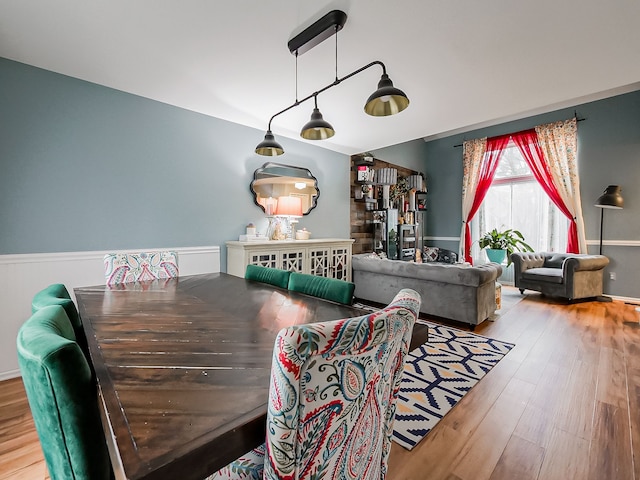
[0,58,351,272]
[383,90,640,299]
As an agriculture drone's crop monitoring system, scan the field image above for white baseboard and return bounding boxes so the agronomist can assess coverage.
[0,246,220,380]
[610,295,640,305]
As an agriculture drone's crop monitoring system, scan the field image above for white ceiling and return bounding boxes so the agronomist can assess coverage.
[1,1,639,155]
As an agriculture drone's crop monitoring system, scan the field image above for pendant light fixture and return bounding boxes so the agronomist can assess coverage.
[255,130,284,156]
[255,10,410,156]
[300,95,335,140]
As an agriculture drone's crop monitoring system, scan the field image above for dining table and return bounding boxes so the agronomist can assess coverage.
[75,272,428,480]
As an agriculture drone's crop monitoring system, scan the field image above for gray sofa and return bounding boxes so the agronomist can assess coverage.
[352,254,502,327]
[511,252,609,300]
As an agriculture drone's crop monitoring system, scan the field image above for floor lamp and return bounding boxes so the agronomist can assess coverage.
[594,185,624,255]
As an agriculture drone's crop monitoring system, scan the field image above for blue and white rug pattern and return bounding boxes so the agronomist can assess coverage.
[392,320,515,450]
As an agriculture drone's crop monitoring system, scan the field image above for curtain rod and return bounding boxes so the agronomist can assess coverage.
[452,115,586,148]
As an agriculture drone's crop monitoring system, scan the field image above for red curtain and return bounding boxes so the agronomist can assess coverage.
[463,135,510,263]
[511,130,579,253]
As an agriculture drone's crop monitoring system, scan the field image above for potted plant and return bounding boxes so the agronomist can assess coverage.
[478,228,533,266]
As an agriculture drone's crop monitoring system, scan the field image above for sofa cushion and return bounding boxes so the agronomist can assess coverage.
[436,249,458,264]
[423,247,439,262]
[543,254,566,269]
[522,267,564,284]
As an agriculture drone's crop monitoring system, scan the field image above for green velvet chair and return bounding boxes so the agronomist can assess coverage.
[244,264,291,289]
[31,283,89,361]
[287,272,355,305]
[16,305,111,480]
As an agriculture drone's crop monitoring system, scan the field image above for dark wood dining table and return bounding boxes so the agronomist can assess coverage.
[75,273,428,480]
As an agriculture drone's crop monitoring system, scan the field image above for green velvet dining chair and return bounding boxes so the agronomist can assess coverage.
[16,304,112,480]
[31,283,89,362]
[245,264,291,289]
[287,271,356,305]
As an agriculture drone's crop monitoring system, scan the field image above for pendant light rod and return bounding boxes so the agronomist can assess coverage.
[287,10,348,56]
[265,60,388,131]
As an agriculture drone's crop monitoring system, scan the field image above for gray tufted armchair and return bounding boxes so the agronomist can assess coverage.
[511,252,610,300]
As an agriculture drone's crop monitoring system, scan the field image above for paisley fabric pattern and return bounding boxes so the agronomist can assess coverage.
[211,288,420,480]
[103,251,179,285]
[207,445,266,480]
[264,288,420,480]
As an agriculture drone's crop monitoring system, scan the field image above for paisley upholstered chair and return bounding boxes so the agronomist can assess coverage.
[208,288,421,480]
[287,272,356,305]
[245,264,291,289]
[16,305,111,480]
[104,250,179,285]
[31,283,90,362]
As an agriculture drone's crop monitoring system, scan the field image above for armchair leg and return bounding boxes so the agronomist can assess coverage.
[519,289,525,295]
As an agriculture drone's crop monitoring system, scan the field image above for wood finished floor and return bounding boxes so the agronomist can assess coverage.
[1,288,638,479]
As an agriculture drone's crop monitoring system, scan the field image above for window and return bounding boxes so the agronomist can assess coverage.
[471,140,568,263]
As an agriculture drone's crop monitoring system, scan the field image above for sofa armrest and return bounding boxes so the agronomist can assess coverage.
[564,255,610,273]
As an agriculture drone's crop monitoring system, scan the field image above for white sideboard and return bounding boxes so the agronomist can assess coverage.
[226,238,354,281]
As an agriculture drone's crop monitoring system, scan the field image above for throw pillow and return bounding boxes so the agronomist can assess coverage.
[544,254,565,269]
[436,248,458,264]
[423,247,439,262]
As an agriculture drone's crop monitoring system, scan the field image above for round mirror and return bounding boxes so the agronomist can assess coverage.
[250,162,320,215]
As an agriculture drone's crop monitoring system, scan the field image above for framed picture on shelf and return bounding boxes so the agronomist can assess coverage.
[416,191,427,211]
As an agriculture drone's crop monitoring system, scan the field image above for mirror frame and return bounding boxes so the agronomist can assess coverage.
[250,162,320,215]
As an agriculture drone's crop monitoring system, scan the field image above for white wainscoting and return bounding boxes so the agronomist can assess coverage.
[0,246,220,381]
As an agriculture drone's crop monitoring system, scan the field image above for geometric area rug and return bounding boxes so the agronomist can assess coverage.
[392,319,515,450]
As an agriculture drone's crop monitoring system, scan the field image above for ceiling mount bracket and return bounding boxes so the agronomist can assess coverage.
[287,10,347,55]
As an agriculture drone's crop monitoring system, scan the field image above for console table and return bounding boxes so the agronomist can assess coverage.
[226,238,354,281]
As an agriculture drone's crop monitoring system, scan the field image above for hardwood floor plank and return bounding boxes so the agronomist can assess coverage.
[488,434,545,480]
[587,400,634,480]
[595,346,628,408]
[627,362,640,480]
[537,427,591,480]
[450,377,535,480]
[552,359,598,440]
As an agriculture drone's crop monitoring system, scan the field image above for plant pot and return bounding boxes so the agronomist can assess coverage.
[486,248,507,264]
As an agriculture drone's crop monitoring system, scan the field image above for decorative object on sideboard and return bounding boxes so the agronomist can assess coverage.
[254,10,409,156]
[594,185,624,255]
[251,162,319,215]
[239,223,268,242]
[295,228,311,240]
[268,196,303,241]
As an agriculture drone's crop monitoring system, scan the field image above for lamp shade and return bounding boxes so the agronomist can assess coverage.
[275,196,303,217]
[406,174,424,191]
[594,185,624,209]
[300,108,335,140]
[255,130,284,156]
[376,167,398,186]
[364,73,410,117]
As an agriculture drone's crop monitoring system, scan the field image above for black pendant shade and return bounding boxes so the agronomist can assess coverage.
[364,73,410,116]
[300,108,335,140]
[254,130,284,156]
